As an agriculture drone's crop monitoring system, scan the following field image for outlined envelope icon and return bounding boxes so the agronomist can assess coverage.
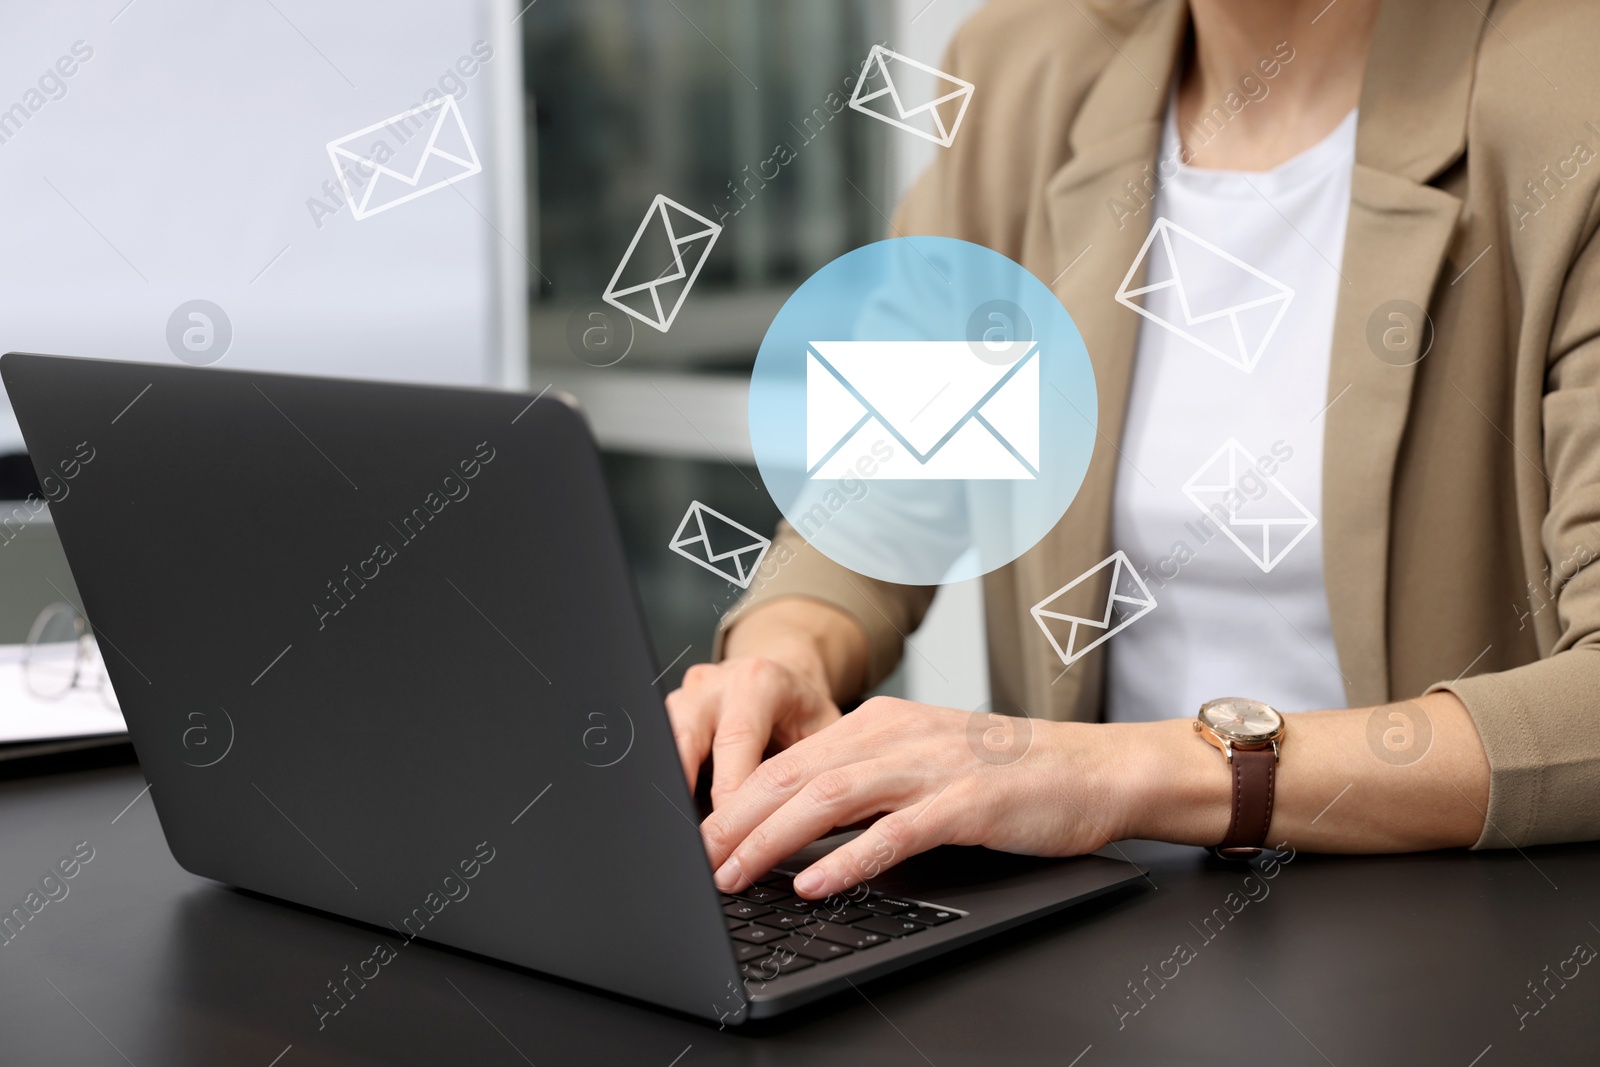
[848,45,975,148]
[805,340,1039,480]
[1031,551,1158,668]
[1182,439,1316,573]
[669,501,771,588]
[603,195,723,333]
[327,95,482,221]
[1114,217,1294,373]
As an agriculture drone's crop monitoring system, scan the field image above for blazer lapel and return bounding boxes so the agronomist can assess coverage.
[1025,1,1187,722]
[1321,0,1485,707]
[1022,0,1485,719]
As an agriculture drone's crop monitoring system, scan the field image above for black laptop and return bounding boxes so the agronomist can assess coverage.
[1,351,1145,1024]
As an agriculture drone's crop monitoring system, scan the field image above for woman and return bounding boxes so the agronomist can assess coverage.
[668,0,1600,899]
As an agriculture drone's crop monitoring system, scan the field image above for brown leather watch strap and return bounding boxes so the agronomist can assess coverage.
[1216,745,1276,859]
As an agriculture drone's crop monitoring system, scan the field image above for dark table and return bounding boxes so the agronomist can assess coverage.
[3,762,1597,1066]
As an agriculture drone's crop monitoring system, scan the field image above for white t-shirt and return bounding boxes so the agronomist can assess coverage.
[1103,106,1357,723]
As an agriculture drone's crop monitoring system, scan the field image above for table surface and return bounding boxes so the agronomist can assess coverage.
[2,763,1598,1067]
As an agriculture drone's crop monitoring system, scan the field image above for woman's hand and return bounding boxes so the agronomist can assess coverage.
[698,696,1129,899]
[665,599,868,807]
[665,656,843,807]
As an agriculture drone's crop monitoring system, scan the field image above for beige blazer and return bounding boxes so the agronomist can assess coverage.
[725,0,1600,849]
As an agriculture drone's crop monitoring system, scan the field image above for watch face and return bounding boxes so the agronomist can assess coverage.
[1199,698,1283,742]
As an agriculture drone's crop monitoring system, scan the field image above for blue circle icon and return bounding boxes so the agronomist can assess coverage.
[749,237,1097,586]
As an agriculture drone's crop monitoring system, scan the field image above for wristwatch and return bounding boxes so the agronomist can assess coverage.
[1193,697,1285,860]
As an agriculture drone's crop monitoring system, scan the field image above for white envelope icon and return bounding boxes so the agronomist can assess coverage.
[603,195,723,333]
[1182,439,1316,573]
[805,341,1039,480]
[669,501,771,588]
[848,45,975,148]
[1031,551,1158,668]
[1115,218,1294,373]
[327,96,482,221]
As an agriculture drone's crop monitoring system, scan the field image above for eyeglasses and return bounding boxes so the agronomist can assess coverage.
[21,602,119,711]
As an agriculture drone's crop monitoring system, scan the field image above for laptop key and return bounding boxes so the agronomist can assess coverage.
[774,934,853,962]
[771,900,827,917]
[725,916,748,930]
[853,915,927,938]
[741,952,814,983]
[812,904,873,924]
[731,924,783,944]
[859,896,913,915]
[900,907,959,926]
[755,913,816,931]
[735,942,773,963]
[724,902,773,921]
[811,923,891,950]
[732,885,786,904]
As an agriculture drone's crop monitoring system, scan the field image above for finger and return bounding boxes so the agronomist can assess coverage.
[707,714,774,813]
[702,746,819,872]
[667,697,711,791]
[704,705,894,859]
[665,668,720,789]
[708,759,919,892]
[707,664,790,805]
[791,805,949,898]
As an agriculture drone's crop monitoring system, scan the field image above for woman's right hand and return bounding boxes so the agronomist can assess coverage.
[663,598,867,808]
[665,655,842,808]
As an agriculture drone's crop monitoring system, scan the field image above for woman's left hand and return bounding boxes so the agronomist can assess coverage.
[698,696,1127,899]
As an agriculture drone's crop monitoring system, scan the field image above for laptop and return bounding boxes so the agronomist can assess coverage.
[0,352,1146,1023]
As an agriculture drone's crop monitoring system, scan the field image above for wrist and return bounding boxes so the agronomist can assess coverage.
[764,639,835,705]
[1112,719,1233,845]
[722,618,834,704]
[722,598,866,704]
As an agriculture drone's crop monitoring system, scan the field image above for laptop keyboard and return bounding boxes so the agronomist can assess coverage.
[723,871,964,985]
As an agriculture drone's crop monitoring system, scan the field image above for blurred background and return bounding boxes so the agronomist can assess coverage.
[523,0,987,706]
[0,0,989,747]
